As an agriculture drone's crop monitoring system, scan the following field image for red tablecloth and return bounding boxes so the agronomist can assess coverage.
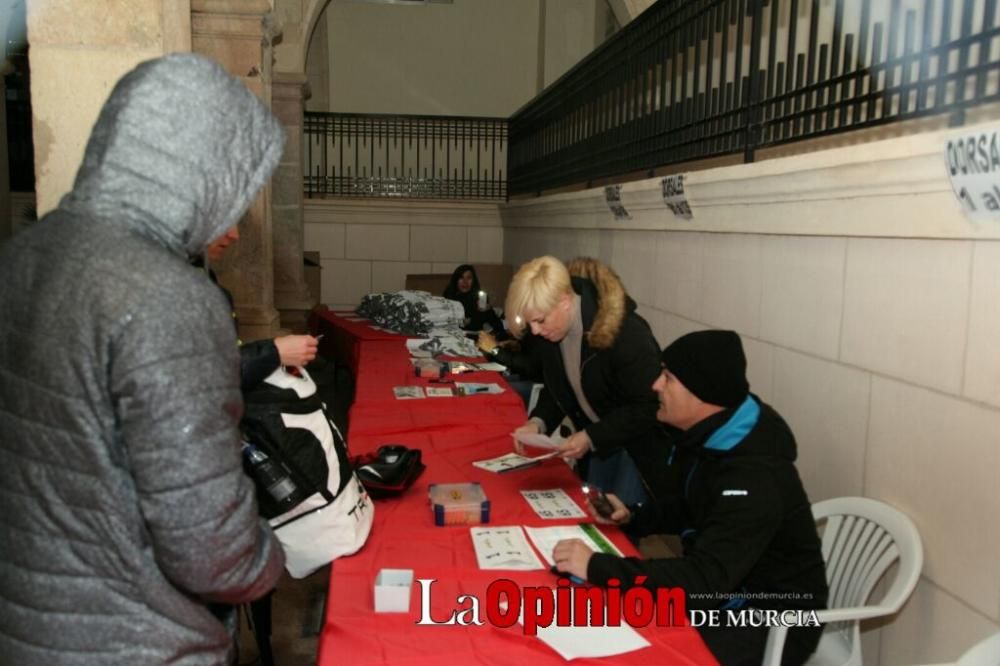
[319,429,715,666]
[315,314,717,665]
[348,342,528,442]
[311,310,406,373]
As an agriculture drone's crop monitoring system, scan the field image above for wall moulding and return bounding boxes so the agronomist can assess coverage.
[191,0,272,15]
[500,120,1000,241]
[305,199,502,227]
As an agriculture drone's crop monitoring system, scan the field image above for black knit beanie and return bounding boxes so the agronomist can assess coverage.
[660,330,749,408]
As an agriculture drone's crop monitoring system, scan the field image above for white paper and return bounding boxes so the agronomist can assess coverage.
[524,525,623,567]
[393,386,425,399]
[512,431,560,450]
[470,526,544,570]
[472,451,559,474]
[425,386,454,397]
[476,362,508,372]
[455,382,504,396]
[521,489,587,520]
[406,338,433,354]
[534,620,651,660]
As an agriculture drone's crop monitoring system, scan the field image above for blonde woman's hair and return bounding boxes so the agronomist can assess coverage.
[504,256,572,337]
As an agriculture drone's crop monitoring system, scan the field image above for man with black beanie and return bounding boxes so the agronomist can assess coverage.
[552,330,828,666]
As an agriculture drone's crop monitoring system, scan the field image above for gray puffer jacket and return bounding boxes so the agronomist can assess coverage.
[0,54,286,665]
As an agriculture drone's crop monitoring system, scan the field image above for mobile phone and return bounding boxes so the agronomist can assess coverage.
[582,485,615,519]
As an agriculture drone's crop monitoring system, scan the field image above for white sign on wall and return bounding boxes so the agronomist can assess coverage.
[945,129,1000,221]
[661,174,693,219]
[604,185,630,220]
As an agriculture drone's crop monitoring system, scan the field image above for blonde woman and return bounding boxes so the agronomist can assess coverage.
[506,256,662,505]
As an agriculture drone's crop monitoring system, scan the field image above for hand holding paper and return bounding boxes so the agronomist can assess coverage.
[558,430,591,460]
[473,451,559,474]
[511,430,559,450]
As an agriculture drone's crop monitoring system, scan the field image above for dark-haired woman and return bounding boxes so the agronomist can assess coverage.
[443,264,504,332]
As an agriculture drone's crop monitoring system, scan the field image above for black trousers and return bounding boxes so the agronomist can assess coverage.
[698,623,823,666]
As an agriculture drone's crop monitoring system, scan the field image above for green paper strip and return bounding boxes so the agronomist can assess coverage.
[579,523,619,555]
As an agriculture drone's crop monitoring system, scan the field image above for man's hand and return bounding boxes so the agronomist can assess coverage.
[558,430,592,460]
[512,420,542,455]
[274,334,318,367]
[587,492,632,525]
[552,539,593,580]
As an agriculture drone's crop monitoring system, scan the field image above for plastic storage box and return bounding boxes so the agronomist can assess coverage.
[429,482,490,526]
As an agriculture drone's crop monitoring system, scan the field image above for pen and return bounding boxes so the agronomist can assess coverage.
[550,565,584,585]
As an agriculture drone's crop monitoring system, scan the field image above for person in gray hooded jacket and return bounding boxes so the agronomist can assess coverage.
[0,54,286,665]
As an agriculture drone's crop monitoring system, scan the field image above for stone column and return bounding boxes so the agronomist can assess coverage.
[192,0,281,341]
[271,71,317,331]
[26,1,173,215]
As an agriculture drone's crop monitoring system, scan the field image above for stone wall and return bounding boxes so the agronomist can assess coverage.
[501,119,1000,665]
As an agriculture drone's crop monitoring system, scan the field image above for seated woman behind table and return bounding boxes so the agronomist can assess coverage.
[442,264,505,333]
[506,256,661,506]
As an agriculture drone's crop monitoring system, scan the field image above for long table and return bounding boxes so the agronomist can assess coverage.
[313,312,716,665]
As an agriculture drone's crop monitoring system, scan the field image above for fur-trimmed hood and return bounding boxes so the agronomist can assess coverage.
[566,257,632,349]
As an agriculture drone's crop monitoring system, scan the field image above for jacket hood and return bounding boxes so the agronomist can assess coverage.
[566,257,635,349]
[59,53,285,259]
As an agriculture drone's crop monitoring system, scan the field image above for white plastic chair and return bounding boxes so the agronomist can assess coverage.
[913,633,1000,666]
[762,497,924,666]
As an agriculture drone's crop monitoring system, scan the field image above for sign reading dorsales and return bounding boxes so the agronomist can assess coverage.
[945,129,1000,221]
[661,174,693,219]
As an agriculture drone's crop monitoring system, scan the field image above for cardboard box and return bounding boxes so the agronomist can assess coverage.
[374,568,414,612]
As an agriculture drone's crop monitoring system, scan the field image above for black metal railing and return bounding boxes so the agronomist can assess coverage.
[304,112,507,200]
[509,0,1000,195]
